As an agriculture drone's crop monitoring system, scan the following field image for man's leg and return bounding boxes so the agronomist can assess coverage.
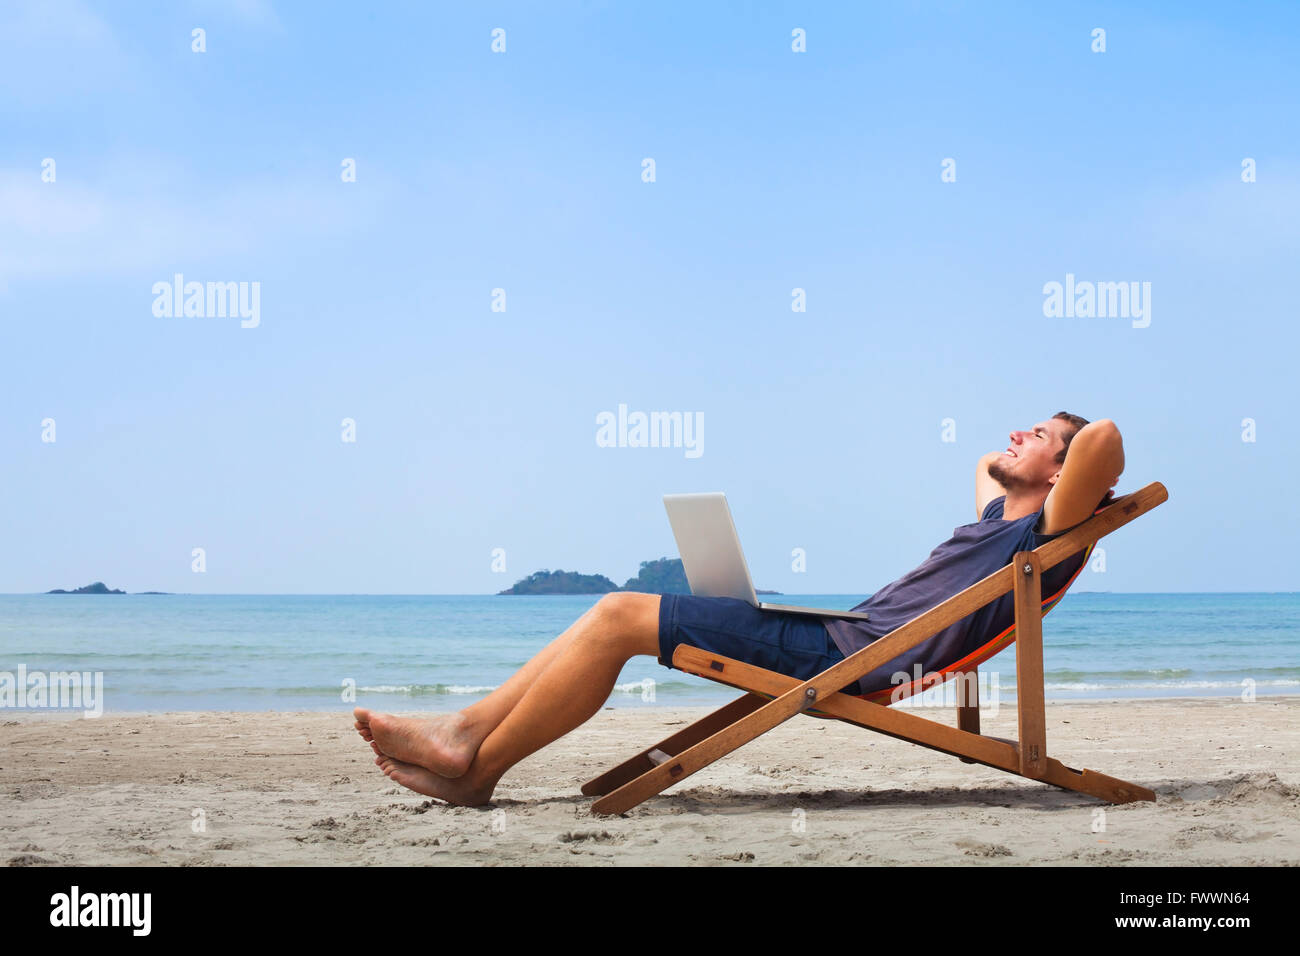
[353,596,611,776]
[363,592,662,805]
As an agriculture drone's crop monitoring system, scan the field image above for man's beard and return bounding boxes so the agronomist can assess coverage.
[987,457,1034,493]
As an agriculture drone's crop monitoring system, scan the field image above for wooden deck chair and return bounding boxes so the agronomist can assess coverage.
[583,481,1168,815]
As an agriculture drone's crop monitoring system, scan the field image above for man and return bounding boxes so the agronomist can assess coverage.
[354,412,1123,807]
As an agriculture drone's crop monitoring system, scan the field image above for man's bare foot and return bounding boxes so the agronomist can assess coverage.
[353,707,478,778]
[370,743,497,806]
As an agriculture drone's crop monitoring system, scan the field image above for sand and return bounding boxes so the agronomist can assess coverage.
[2,697,1297,866]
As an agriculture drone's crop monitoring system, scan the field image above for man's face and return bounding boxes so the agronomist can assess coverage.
[988,418,1070,493]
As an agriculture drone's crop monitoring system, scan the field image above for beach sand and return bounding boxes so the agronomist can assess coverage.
[2,697,1297,866]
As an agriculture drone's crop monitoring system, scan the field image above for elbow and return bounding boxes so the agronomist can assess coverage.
[1088,419,1120,440]
[1088,420,1125,472]
[1073,419,1124,471]
[1081,419,1123,453]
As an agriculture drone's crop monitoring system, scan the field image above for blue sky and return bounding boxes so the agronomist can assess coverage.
[2,0,1297,594]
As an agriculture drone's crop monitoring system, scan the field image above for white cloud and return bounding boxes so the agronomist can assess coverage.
[0,0,131,103]
[1136,169,1300,261]
[192,0,283,31]
[0,161,389,287]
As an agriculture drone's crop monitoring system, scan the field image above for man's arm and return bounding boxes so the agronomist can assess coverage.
[975,451,1004,520]
[1040,419,1125,535]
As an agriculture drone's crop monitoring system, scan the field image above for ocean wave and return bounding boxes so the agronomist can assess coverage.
[356,684,497,695]
[1043,668,1195,680]
[352,680,701,696]
[612,680,657,693]
[1041,679,1300,691]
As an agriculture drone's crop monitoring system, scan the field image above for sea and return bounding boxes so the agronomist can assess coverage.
[0,593,1296,714]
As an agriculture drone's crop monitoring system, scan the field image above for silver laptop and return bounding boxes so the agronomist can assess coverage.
[663,493,871,622]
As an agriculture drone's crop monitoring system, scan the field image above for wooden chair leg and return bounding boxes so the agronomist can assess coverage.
[1013,551,1047,778]
[956,666,980,763]
[590,671,820,815]
[581,693,768,797]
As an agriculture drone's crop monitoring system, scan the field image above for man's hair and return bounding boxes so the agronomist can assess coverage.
[1051,411,1115,507]
[1051,411,1091,464]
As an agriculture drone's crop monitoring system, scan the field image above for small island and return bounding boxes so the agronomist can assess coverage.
[45,582,171,595]
[47,581,126,595]
[498,557,779,596]
[497,570,620,595]
[620,557,690,593]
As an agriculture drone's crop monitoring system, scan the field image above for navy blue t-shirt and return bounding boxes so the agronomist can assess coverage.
[823,496,1089,696]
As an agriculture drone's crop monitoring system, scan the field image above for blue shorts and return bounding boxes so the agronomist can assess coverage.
[657,594,865,696]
